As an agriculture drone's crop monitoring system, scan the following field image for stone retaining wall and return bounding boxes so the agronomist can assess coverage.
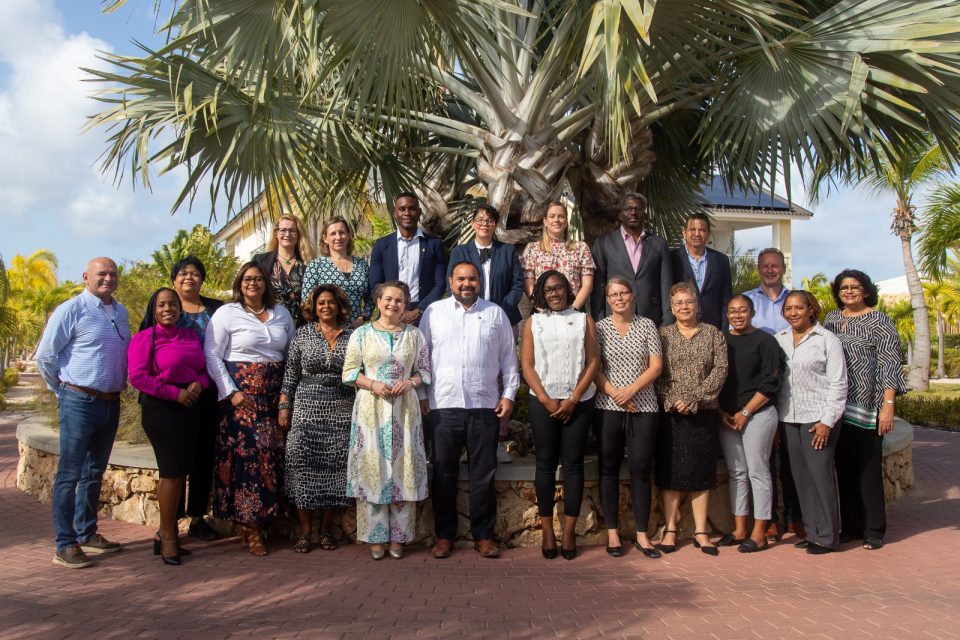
[16,416,914,547]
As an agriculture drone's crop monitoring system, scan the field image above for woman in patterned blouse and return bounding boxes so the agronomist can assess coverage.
[278,284,355,553]
[656,282,728,556]
[824,270,906,551]
[520,202,595,311]
[301,217,373,327]
[594,277,663,558]
[253,214,313,327]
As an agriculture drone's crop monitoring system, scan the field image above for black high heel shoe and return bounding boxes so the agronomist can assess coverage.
[542,534,558,560]
[659,529,678,554]
[153,532,190,559]
[633,540,662,558]
[692,532,719,556]
[155,533,181,565]
[560,544,577,560]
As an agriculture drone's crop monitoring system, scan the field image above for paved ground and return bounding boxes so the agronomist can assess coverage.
[1,377,959,640]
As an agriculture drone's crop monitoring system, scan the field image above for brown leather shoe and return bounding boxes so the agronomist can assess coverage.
[431,538,453,559]
[474,538,499,558]
[788,520,807,540]
[765,522,782,543]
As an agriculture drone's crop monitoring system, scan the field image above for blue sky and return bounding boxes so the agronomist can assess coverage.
[0,0,910,285]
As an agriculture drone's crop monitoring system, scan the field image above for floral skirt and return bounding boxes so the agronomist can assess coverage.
[213,361,286,525]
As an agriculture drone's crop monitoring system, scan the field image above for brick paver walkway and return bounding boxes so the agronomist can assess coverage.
[1,378,958,639]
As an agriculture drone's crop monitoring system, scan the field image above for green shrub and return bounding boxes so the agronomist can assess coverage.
[929,348,960,378]
[3,367,20,388]
[896,395,960,431]
[0,390,6,412]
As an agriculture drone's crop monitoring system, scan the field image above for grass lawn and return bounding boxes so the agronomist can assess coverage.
[920,382,960,399]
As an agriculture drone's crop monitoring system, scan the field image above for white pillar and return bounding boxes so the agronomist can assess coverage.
[772,220,793,287]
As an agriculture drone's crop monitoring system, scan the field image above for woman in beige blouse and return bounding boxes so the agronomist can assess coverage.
[656,282,728,556]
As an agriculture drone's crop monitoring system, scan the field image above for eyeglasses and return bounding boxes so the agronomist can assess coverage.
[727,307,751,315]
[277,228,299,236]
[473,218,496,226]
[606,291,631,299]
[176,270,202,279]
[544,285,567,294]
[242,276,266,284]
[672,299,697,307]
[839,285,863,293]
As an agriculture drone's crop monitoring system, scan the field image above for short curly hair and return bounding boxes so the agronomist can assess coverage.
[831,269,879,309]
[301,284,351,325]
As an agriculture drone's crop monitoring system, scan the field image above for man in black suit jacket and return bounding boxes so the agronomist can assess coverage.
[369,192,447,325]
[447,204,524,326]
[669,212,733,329]
[590,193,673,326]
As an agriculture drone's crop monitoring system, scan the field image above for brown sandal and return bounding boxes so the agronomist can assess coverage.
[293,532,311,554]
[241,526,269,556]
[318,531,337,551]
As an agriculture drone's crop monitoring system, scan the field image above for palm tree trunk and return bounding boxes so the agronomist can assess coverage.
[900,234,930,390]
[936,310,946,378]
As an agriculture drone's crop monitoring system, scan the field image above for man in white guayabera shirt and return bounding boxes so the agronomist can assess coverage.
[419,262,519,559]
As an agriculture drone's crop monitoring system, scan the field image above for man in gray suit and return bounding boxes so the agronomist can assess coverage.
[590,193,673,326]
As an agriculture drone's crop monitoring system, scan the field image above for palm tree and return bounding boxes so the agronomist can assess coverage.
[729,240,760,295]
[918,185,960,281]
[86,1,960,247]
[808,137,955,391]
[150,224,241,291]
[887,299,915,368]
[7,250,58,293]
[800,272,837,322]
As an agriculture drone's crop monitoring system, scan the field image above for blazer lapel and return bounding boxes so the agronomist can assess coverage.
[632,233,653,278]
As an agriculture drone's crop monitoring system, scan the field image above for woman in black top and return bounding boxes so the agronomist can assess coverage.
[717,295,782,552]
[253,214,313,326]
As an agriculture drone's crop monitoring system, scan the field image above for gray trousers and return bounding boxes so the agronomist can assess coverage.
[782,421,841,549]
[719,405,778,520]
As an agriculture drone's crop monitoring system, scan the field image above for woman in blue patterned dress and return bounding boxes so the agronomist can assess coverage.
[302,217,373,327]
[824,270,906,551]
[279,285,354,553]
[342,281,431,560]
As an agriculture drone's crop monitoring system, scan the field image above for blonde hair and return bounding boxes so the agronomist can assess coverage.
[318,217,355,257]
[266,214,314,261]
[539,201,576,252]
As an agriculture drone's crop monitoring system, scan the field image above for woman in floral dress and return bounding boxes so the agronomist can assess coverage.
[520,201,595,311]
[342,280,431,560]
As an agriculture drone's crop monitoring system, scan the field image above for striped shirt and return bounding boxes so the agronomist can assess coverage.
[35,288,131,395]
[775,324,848,427]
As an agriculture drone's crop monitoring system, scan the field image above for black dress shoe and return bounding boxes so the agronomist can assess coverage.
[633,541,662,558]
[716,533,743,547]
[542,545,558,560]
[560,545,577,560]
[606,545,624,557]
[659,529,678,554]
[737,538,769,553]
[793,539,811,549]
[154,533,191,556]
[188,519,219,541]
[692,533,719,556]
[806,543,833,555]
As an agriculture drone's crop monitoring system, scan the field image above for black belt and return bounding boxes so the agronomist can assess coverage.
[301,375,343,387]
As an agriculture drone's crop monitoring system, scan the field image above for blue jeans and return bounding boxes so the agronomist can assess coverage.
[53,385,120,551]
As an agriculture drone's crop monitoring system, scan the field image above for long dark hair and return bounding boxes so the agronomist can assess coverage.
[231,262,277,308]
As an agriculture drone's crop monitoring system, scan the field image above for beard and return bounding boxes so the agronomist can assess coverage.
[453,288,478,306]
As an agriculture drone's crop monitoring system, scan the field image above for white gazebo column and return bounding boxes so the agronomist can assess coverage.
[771,219,793,286]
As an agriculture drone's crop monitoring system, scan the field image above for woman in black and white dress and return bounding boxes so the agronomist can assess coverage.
[279,285,355,553]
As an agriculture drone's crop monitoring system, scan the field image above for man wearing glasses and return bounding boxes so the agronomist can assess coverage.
[369,191,447,326]
[36,257,131,569]
[590,193,673,326]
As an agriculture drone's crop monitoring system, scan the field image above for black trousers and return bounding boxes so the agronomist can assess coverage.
[431,408,499,540]
[836,424,886,541]
[529,396,594,518]
[769,420,803,526]
[597,410,658,532]
[180,386,218,518]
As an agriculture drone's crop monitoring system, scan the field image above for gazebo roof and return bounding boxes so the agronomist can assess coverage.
[700,176,812,218]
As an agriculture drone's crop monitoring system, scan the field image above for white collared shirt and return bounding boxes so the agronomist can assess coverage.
[685,245,708,290]
[475,240,493,300]
[419,296,520,410]
[397,228,425,303]
[204,302,296,400]
[775,324,848,426]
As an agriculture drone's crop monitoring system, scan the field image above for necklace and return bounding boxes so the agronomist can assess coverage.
[245,303,266,315]
[373,320,402,333]
[278,252,297,266]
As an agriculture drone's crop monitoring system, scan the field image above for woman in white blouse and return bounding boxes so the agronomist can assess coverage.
[521,270,600,561]
[775,290,847,555]
[204,261,296,556]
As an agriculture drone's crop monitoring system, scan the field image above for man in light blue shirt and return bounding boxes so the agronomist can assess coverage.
[36,257,130,568]
[743,248,791,335]
[739,247,805,543]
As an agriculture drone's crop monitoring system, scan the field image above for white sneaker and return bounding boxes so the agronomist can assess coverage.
[496,443,513,464]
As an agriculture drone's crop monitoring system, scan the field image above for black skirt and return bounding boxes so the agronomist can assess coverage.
[655,409,720,492]
[141,393,201,478]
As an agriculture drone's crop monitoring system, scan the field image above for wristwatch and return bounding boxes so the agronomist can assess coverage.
[740,408,751,418]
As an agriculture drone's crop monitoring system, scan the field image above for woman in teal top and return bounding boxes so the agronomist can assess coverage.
[302,217,373,327]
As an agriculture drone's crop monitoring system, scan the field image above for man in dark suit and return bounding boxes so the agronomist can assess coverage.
[590,193,673,326]
[369,191,447,325]
[668,212,733,329]
[446,204,524,326]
